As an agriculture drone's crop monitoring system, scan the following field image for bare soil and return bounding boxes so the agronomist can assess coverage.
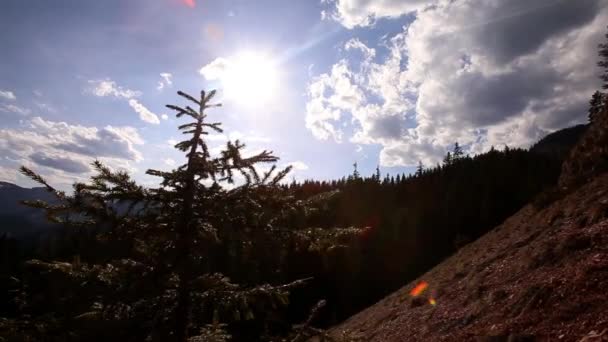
[329,173,608,342]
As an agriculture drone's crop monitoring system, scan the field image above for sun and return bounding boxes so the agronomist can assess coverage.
[221,52,279,107]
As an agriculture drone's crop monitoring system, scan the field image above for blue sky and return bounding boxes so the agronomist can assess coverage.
[0,0,606,189]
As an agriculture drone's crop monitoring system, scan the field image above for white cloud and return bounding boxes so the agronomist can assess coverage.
[199,58,230,80]
[0,103,31,116]
[128,99,160,124]
[157,72,173,91]
[309,0,607,167]
[161,114,169,120]
[87,79,141,99]
[0,90,16,101]
[306,59,365,142]
[0,165,18,184]
[325,0,431,28]
[288,161,309,171]
[0,117,143,185]
[167,138,178,146]
[164,158,176,166]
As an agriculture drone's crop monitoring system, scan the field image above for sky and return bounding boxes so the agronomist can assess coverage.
[0,0,606,189]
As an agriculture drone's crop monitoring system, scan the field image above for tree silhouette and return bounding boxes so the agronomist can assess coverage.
[589,91,605,123]
[452,142,464,161]
[17,89,361,341]
[416,161,424,177]
[443,151,452,166]
[599,26,608,89]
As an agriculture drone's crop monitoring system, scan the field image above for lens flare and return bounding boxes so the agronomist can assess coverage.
[183,0,195,8]
[428,297,437,306]
[410,281,429,297]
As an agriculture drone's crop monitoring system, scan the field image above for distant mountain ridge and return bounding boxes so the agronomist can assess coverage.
[0,182,58,237]
[0,124,589,238]
[529,124,588,159]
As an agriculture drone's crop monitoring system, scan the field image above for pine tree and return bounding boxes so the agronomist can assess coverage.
[18,89,361,341]
[443,151,452,166]
[452,142,464,161]
[374,165,381,183]
[599,26,608,89]
[352,162,360,180]
[589,91,605,123]
[416,161,424,177]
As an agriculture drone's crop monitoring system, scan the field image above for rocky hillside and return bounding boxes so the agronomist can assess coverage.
[329,111,608,341]
[560,108,608,188]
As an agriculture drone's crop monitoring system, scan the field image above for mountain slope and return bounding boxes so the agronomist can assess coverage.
[0,182,58,237]
[330,112,608,341]
[529,124,588,160]
[330,174,608,341]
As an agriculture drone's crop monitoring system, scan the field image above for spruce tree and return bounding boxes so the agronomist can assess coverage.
[443,151,452,166]
[452,142,464,161]
[599,26,608,89]
[352,162,360,180]
[589,91,605,123]
[17,89,361,342]
[416,161,424,177]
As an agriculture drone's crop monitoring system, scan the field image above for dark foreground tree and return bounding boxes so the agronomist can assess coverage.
[14,90,360,342]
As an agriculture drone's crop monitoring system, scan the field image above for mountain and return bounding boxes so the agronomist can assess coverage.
[529,124,588,159]
[328,113,608,340]
[0,182,58,237]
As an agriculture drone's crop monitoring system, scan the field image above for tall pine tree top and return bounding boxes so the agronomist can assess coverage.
[18,89,362,342]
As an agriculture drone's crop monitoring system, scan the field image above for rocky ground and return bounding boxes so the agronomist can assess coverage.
[328,173,608,341]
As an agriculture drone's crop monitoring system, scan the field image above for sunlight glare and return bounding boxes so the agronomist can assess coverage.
[221,52,279,107]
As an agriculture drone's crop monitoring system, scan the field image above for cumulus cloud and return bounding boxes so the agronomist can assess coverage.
[25,116,144,161]
[161,114,169,120]
[309,0,607,167]
[306,59,365,141]
[199,58,230,80]
[324,0,430,28]
[157,72,173,91]
[87,79,141,99]
[29,152,91,173]
[0,117,143,184]
[0,90,16,101]
[128,99,160,124]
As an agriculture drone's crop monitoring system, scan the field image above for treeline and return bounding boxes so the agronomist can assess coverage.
[281,144,566,323]
[0,137,576,341]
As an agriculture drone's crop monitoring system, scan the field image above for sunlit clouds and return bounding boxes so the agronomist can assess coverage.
[128,99,160,125]
[308,0,607,167]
